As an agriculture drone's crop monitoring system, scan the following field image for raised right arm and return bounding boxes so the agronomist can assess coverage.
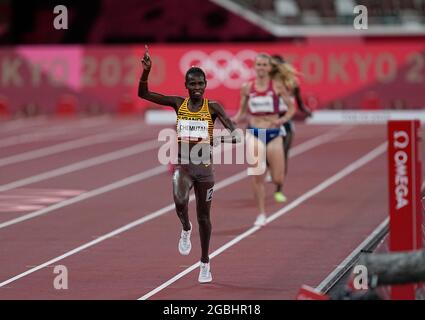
[138,46,184,111]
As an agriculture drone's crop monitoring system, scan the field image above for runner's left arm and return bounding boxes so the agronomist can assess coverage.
[275,81,296,126]
[293,85,312,117]
[210,101,241,144]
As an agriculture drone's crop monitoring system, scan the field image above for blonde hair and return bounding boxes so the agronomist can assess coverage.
[270,58,299,92]
[256,52,271,61]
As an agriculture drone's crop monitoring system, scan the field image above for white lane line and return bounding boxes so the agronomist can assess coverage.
[0,117,48,133]
[0,115,108,138]
[0,124,145,168]
[0,126,350,288]
[139,142,387,300]
[0,118,112,148]
[0,140,159,192]
[285,125,354,156]
[0,136,238,228]
[74,115,113,128]
[0,165,168,230]
[268,143,387,225]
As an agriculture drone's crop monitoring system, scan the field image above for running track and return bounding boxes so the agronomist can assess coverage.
[0,116,424,300]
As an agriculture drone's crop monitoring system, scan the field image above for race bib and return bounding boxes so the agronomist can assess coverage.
[178,119,209,140]
[248,95,275,113]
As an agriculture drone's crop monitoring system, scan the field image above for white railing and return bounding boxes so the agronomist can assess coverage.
[210,0,425,37]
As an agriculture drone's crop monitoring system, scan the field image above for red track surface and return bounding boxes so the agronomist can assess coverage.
[0,116,424,300]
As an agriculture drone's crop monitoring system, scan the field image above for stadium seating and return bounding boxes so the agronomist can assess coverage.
[2,0,424,43]
[233,0,425,25]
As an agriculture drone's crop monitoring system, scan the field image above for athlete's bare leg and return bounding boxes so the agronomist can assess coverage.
[246,132,267,214]
[267,136,285,188]
[172,166,193,231]
[194,180,214,263]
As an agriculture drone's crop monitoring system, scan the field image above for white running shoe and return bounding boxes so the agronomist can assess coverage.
[198,262,212,283]
[254,213,267,227]
[178,222,192,255]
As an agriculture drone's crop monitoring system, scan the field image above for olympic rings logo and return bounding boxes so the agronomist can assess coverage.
[179,50,258,89]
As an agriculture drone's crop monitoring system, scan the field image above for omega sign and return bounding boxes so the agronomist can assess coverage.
[388,120,422,300]
[393,130,410,210]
